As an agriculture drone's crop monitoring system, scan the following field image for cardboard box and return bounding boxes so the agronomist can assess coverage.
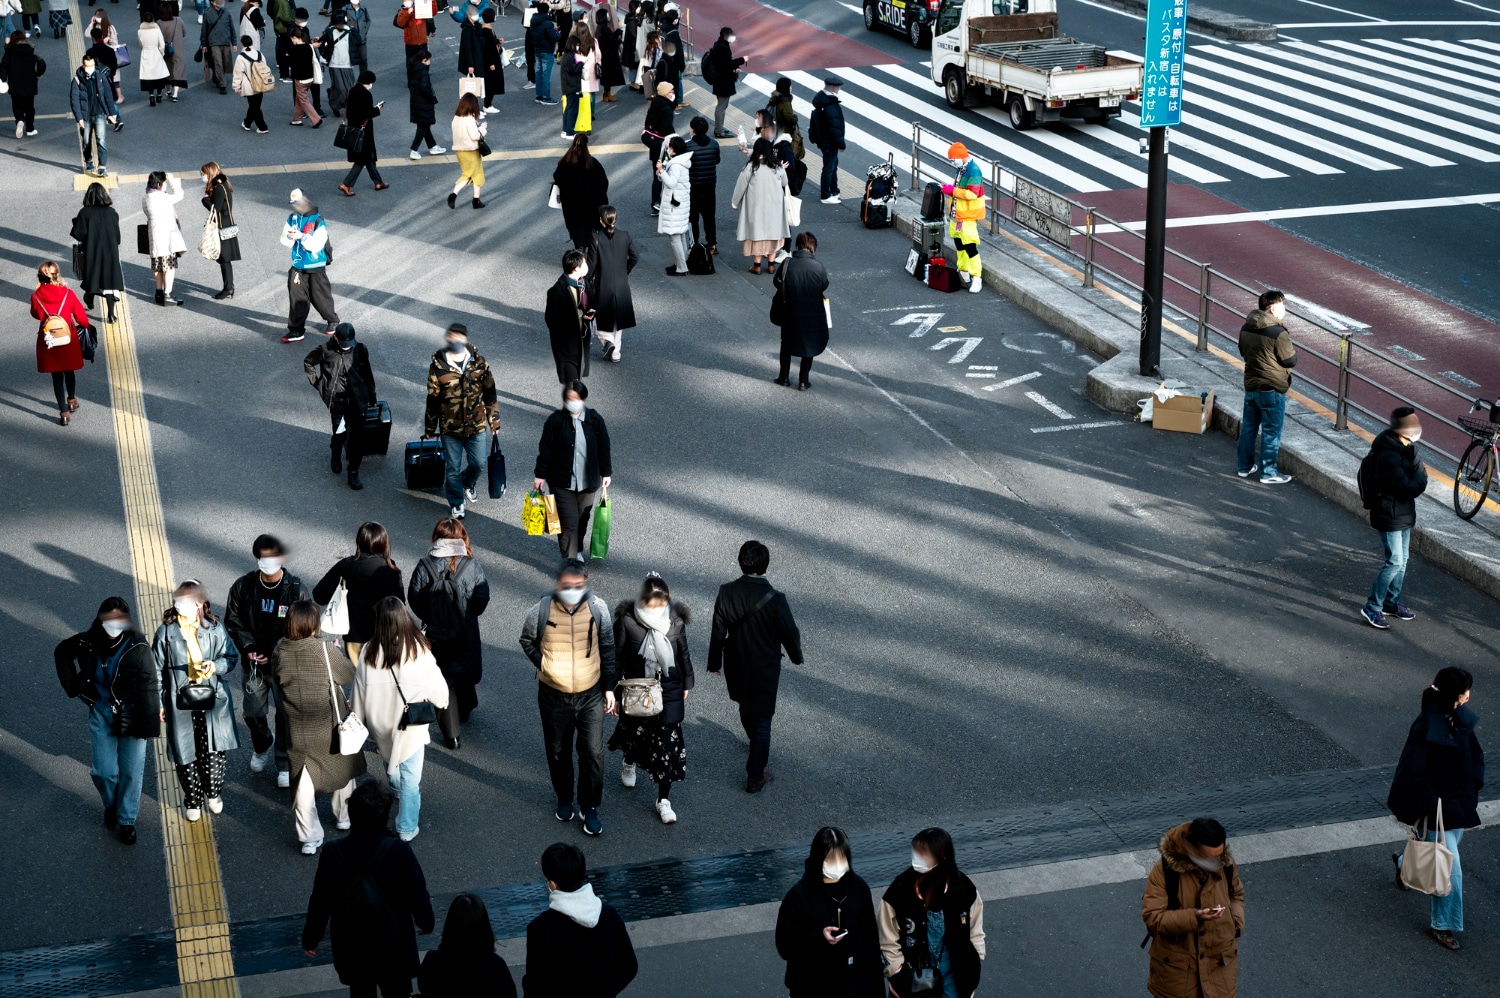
[1153,390,1215,434]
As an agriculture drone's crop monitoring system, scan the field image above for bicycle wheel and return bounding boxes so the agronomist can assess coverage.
[1454,439,1493,520]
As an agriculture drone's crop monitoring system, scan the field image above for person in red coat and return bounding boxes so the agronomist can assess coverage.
[29,260,89,426]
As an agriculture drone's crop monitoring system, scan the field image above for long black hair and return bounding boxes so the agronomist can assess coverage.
[437,893,496,957]
[911,827,958,909]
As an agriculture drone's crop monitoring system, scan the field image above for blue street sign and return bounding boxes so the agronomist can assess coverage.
[1139,0,1187,128]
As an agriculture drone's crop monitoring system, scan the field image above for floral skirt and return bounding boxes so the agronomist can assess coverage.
[151,253,182,274]
[608,716,686,783]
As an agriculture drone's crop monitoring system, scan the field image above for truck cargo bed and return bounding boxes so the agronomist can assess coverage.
[972,39,1114,69]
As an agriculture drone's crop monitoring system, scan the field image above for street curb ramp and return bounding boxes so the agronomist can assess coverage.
[885,195,1500,605]
[1093,0,1278,42]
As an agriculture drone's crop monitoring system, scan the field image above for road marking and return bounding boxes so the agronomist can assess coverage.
[1180,82,1401,170]
[1407,36,1500,73]
[1387,345,1426,361]
[1275,20,1500,27]
[1025,391,1076,420]
[862,305,938,313]
[1441,371,1481,388]
[1325,38,1500,96]
[1116,109,1290,178]
[1456,0,1500,12]
[1293,0,1385,20]
[1031,420,1125,433]
[966,373,997,379]
[1094,191,1500,231]
[1281,293,1370,334]
[968,365,998,370]
[931,337,983,363]
[984,371,1044,391]
[1387,36,1500,82]
[1062,118,1230,185]
[104,294,240,995]
[892,312,944,338]
[1285,39,1500,108]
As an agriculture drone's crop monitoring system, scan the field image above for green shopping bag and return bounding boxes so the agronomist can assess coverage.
[589,487,611,560]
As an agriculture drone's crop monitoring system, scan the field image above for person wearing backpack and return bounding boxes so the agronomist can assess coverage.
[807,77,845,204]
[407,517,490,752]
[521,843,637,998]
[1234,289,1296,486]
[302,782,435,997]
[706,540,802,794]
[1359,407,1427,630]
[704,25,746,138]
[1140,817,1244,998]
[352,598,449,842]
[518,562,618,837]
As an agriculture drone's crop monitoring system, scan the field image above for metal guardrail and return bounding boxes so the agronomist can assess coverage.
[909,121,1484,471]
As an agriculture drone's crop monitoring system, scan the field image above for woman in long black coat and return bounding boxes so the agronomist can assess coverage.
[69,182,123,323]
[456,8,484,78]
[553,133,610,249]
[776,826,884,998]
[544,251,591,383]
[479,10,504,108]
[339,71,387,196]
[406,50,442,157]
[772,231,830,391]
[585,206,638,363]
[200,163,240,300]
[594,9,625,99]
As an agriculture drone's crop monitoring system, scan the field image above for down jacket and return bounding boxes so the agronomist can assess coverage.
[1365,428,1427,532]
[656,155,692,235]
[407,554,491,680]
[611,600,694,725]
[1141,822,1245,998]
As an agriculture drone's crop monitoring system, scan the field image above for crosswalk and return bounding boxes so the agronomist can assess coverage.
[742,37,1500,194]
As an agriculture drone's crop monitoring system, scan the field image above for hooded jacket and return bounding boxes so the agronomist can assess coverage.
[1365,428,1427,532]
[1388,698,1485,829]
[0,40,46,98]
[521,885,637,998]
[55,627,162,739]
[424,346,500,438]
[1141,823,1245,998]
[808,90,845,150]
[1237,308,1296,394]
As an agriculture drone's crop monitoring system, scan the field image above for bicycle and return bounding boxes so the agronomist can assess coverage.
[1453,398,1500,519]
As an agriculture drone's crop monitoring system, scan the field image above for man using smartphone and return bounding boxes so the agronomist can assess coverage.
[1141,817,1245,998]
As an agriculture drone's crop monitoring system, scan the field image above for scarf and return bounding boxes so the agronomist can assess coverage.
[179,614,211,682]
[548,882,602,928]
[635,603,675,677]
[429,538,468,559]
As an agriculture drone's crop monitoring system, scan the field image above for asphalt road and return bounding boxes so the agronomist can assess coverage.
[1,3,1498,984]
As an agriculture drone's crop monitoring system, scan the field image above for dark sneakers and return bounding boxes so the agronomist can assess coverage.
[1360,607,1390,629]
[746,771,773,794]
[582,808,602,836]
[1391,852,1408,891]
[118,824,137,845]
[1384,602,1417,621]
[555,801,575,822]
[104,805,117,830]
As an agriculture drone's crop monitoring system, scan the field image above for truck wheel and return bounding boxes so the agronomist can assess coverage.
[1007,96,1037,130]
[863,2,877,30]
[908,14,926,48]
[944,69,967,109]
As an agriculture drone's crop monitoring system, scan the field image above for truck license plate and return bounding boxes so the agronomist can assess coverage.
[1099,96,1122,108]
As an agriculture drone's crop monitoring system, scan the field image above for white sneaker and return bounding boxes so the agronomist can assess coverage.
[409,150,422,159]
[206,796,223,814]
[656,799,677,824]
[14,122,22,139]
[465,485,478,503]
[301,840,321,855]
[399,828,419,842]
[185,808,202,822]
[276,771,290,789]
[197,13,203,22]
[523,81,535,89]
[820,196,841,205]
[249,748,272,773]
[621,763,637,788]
[484,106,499,115]
[450,504,465,519]
[968,276,982,293]
[335,818,351,831]
[1236,463,1259,479]
[428,145,447,153]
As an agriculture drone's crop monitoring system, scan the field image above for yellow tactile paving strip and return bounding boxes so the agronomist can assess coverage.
[104,290,241,994]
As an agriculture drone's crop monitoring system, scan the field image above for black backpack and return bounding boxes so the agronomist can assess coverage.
[1140,854,1237,948]
[418,557,468,641]
[700,47,718,86]
[1357,450,1379,510]
[331,838,401,960]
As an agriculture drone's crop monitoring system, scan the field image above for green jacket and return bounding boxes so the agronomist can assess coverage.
[268,0,295,35]
[1238,308,1297,394]
[424,347,500,438]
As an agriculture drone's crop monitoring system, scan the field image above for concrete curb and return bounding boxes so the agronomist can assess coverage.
[887,196,1500,604]
[1093,0,1278,42]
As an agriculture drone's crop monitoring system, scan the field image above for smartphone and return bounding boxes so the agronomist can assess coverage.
[834,929,849,940]
[1208,906,1225,914]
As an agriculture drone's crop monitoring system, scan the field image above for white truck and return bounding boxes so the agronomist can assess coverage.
[930,0,1143,129]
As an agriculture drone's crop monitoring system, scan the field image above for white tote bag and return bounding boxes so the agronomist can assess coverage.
[548,183,562,209]
[320,578,351,636]
[1400,799,1456,896]
[323,641,368,756]
[784,194,802,228]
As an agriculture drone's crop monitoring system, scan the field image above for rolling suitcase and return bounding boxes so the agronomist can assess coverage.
[862,198,893,229]
[921,181,945,222]
[404,440,445,491]
[862,158,898,228]
[360,401,392,456]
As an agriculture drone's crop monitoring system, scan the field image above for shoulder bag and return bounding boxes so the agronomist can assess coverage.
[392,664,438,730]
[547,183,562,209]
[1400,798,1456,895]
[721,589,776,639]
[324,641,369,755]
[618,674,663,717]
[198,206,222,261]
[320,577,351,636]
[176,662,216,711]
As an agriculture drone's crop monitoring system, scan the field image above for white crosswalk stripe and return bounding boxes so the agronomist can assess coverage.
[738,37,1500,195]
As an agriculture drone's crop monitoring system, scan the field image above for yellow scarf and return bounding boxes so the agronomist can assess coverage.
[179,614,210,682]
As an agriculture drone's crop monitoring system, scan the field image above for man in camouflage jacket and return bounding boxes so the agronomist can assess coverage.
[423,323,501,518]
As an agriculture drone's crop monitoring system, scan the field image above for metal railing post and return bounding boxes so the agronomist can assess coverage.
[911,122,921,191]
[989,160,1000,235]
[1083,211,1095,288]
[1196,264,1211,351]
[1335,335,1352,431]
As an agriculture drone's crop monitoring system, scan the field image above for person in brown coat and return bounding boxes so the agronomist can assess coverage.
[1141,818,1244,998]
[269,600,367,855]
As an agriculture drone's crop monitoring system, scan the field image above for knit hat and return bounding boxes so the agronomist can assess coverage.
[656,81,674,97]
[289,189,314,214]
[948,141,968,159]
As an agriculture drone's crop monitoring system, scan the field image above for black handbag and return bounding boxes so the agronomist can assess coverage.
[71,243,85,279]
[477,136,492,157]
[79,323,98,362]
[176,680,216,711]
[333,122,351,149]
[392,666,437,730]
[136,223,150,256]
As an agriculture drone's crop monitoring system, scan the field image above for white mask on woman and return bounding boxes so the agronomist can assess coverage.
[101,619,129,638]
[822,857,849,880]
[565,399,585,414]
[910,852,932,874]
[174,597,200,620]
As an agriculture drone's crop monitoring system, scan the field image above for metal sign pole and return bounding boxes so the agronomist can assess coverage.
[1137,0,1187,378]
[1139,127,1168,377]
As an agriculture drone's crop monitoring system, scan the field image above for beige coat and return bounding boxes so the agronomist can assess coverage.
[351,644,449,776]
[137,23,168,85]
[1142,823,1245,998]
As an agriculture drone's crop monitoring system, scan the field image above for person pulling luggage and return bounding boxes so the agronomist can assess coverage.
[304,322,377,490]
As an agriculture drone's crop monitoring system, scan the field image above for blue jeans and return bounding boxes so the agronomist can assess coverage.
[1365,528,1411,614]
[535,52,555,101]
[440,428,488,509]
[1235,389,1286,477]
[82,115,109,170]
[388,746,424,837]
[819,145,840,199]
[1400,827,1464,931]
[89,703,148,826]
[0,14,16,37]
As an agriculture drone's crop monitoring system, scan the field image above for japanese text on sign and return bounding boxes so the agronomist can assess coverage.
[1139,0,1187,128]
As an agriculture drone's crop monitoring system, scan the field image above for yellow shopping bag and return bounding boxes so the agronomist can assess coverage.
[576,92,592,132]
[522,490,548,536]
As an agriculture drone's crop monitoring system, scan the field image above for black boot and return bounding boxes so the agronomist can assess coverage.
[347,470,364,491]
[154,289,165,306]
[447,192,457,209]
[330,445,342,475]
[212,287,234,300]
[105,296,117,323]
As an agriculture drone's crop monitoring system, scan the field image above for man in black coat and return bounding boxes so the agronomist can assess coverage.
[686,115,721,252]
[406,50,444,157]
[808,77,845,204]
[225,533,312,785]
[705,26,747,137]
[339,70,388,195]
[302,783,434,998]
[707,539,803,793]
[528,4,560,104]
[544,249,594,383]
[304,323,377,489]
[522,843,637,997]
[1361,407,1428,629]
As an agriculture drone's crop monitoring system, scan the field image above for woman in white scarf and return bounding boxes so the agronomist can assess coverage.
[607,573,694,824]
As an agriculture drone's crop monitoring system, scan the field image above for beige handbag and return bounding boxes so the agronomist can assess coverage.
[1400,799,1455,896]
[617,676,663,717]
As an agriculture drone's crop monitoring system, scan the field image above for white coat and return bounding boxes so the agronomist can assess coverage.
[137,23,169,85]
[656,155,692,235]
[351,645,450,776]
[142,177,187,258]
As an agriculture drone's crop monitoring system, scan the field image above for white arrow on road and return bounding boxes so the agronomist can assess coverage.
[931,338,984,364]
[892,313,945,338]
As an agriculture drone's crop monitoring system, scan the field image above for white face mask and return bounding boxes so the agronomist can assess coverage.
[257,557,285,575]
[727,35,736,43]
[101,619,129,638]
[174,597,200,620]
[1403,428,1422,443]
[565,399,584,414]
[557,586,586,605]
[910,851,932,874]
[822,857,849,880]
